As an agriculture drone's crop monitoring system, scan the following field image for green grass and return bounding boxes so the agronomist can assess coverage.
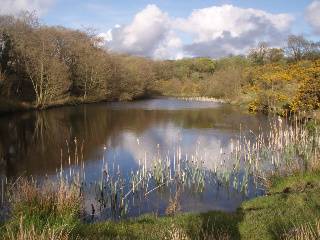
[1,172,320,239]
[74,211,240,240]
[0,179,81,239]
[74,171,320,240]
[238,171,320,239]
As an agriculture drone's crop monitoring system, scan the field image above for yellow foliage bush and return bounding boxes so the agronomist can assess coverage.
[245,60,320,114]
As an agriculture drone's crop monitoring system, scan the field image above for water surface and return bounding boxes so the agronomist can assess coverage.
[0,98,271,219]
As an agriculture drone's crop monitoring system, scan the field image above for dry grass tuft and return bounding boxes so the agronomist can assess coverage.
[165,224,231,240]
[2,178,81,240]
[166,224,190,240]
[8,177,81,216]
[282,220,320,240]
[4,216,72,240]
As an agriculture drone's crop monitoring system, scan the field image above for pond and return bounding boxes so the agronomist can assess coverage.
[0,98,272,220]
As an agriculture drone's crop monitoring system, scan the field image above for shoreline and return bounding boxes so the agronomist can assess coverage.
[0,95,228,116]
[1,96,318,121]
[1,171,319,239]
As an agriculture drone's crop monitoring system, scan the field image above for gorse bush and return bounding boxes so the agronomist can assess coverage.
[0,13,320,114]
[245,60,320,115]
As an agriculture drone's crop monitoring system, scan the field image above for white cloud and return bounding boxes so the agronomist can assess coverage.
[0,0,54,16]
[98,25,121,42]
[102,4,294,59]
[105,4,182,59]
[176,5,292,42]
[177,5,293,58]
[306,1,320,34]
[152,31,186,60]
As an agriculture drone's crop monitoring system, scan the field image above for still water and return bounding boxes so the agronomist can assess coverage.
[0,98,271,219]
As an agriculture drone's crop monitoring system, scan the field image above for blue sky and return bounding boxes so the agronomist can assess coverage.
[1,0,319,59]
[42,0,313,34]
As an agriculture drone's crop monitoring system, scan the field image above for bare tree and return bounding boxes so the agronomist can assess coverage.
[248,42,269,65]
[286,35,320,61]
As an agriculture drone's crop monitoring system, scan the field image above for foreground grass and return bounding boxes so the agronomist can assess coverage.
[239,171,320,239]
[0,179,81,240]
[74,171,320,240]
[1,171,320,239]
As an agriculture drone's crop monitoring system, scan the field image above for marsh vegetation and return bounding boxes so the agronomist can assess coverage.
[0,100,319,239]
[0,10,320,240]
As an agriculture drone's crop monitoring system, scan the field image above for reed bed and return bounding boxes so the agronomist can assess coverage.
[231,117,320,178]
[177,97,226,103]
[0,118,319,222]
[100,116,319,218]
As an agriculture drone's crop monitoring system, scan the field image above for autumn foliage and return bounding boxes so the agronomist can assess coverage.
[0,14,319,115]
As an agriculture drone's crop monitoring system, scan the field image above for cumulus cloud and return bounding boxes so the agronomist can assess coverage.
[0,0,54,16]
[306,1,320,34]
[152,31,186,59]
[177,5,293,58]
[104,4,184,59]
[103,4,293,59]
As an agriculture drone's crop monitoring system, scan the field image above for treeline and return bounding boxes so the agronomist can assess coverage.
[0,13,320,115]
[153,56,247,99]
[153,36,320,115]
[0,13,155,109]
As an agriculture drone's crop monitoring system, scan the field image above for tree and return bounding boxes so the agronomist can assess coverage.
[248,42,269,65]
[286,35,320,61]
[16,26,70,106]
[265,48,284,63]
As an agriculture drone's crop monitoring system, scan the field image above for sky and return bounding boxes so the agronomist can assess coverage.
[0,0,320,59]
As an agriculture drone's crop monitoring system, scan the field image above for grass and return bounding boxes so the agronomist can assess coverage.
[0,119,319,239]
[238,171,320,239]
[71,171,320,240]
[74,211,239,240]
[0,178,81,240]
[281,219,320,240]
[1,171,320,239]
[4,218,72,240]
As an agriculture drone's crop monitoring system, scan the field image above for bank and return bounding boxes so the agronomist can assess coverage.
[1,171,319,240]
[1,95,319,123]
[73,171,320,240]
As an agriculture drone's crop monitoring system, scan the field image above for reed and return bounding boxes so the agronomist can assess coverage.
[52,117,320,220]
[1,118,318,221]
[1,177,81,240]
[223,117,320,190]
[177,97,226,103]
